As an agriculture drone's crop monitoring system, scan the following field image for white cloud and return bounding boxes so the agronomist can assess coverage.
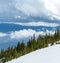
[0,32,7,37]
[18,22,59,27]
[10,29,55,39]
[13,0,48,17]
[44,0,58,15]
[0,0,60,20]
[51,15,60,20]
[0,29,55,43]
[14,16,22,19]
[0,22,59,27]
[46,0,60,15]
[10,29,35,39]
[13,0,60,20]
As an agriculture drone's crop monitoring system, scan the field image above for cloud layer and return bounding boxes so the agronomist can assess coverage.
[0,22,59,27]
[44,0,60,16]
[10,29,55,39]
[16,22,59,27]
[13,0,46,16]
[13,0,60,20]
[0,0,60,21]
[0,29,55,43]
[0,32,7,37]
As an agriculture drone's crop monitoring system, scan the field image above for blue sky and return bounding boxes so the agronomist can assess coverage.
[0,0,60,49]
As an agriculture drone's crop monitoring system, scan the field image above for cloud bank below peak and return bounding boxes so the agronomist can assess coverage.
[0,29,55,43]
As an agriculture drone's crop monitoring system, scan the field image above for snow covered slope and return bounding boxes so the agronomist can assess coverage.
[6,44,60,63]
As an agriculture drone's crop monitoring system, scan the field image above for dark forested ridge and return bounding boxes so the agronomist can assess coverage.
[0,30,60,62]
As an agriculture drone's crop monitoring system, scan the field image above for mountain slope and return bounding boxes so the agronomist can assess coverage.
[6,44,60,63]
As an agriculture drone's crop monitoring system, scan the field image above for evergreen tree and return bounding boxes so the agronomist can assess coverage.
[0,30,60,62]
[16,42,21,52]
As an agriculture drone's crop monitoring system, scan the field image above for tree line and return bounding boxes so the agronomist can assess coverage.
[0,30,60,62]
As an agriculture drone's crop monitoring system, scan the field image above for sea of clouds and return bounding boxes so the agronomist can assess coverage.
[0,0,60,43]
[0,29,55,43]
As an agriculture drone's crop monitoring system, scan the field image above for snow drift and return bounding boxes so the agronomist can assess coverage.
[6,44,60,63]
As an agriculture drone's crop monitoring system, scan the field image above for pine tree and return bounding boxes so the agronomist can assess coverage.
[16,42,21,52]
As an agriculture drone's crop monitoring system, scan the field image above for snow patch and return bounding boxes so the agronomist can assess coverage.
[6,44,60,63]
